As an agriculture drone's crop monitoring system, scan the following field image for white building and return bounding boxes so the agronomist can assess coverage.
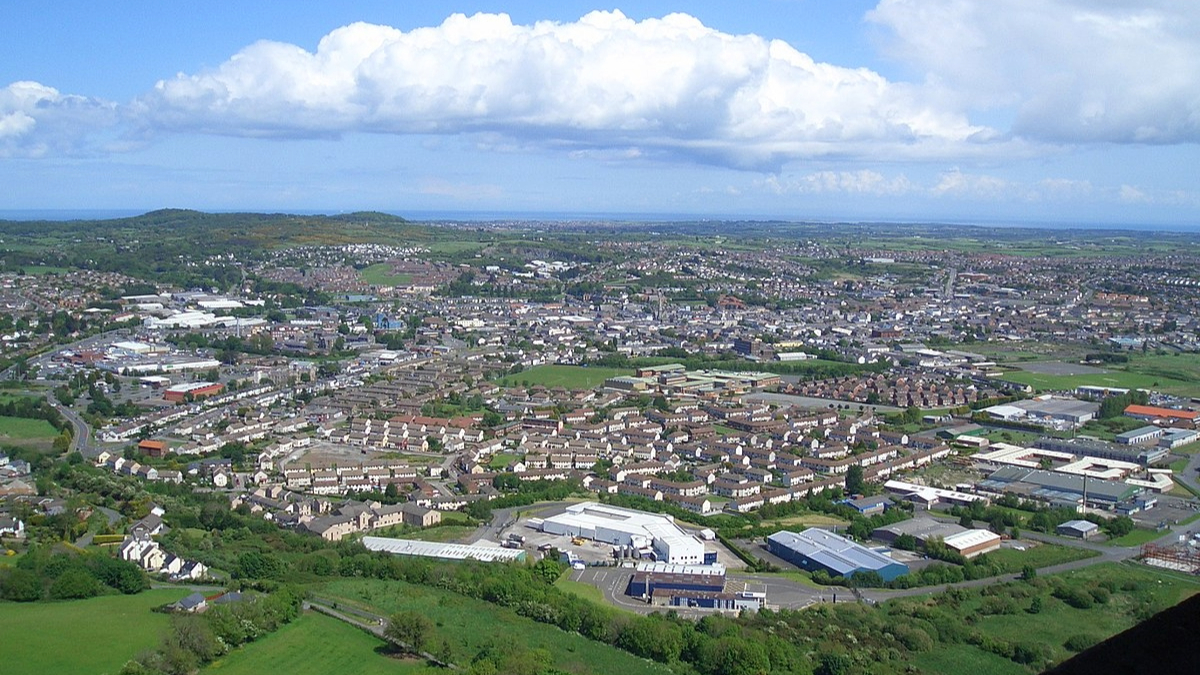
[539,502,706,565]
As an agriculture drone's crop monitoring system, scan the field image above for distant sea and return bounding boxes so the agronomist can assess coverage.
[0,208,1195,233]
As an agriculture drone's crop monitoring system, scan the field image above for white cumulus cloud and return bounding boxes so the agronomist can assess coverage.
[868,0,1200,143]
[131,11,991,169]
[0,81,116,157]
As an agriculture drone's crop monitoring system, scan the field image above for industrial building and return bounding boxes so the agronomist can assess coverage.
[539,502,707,565]
[979,466,1143,509]
[982,397,1098,427]
[1055,520,1100,539]
[767,528,909,582]
[871,517,1001,559]
[1124,404,1199,425]
[1115,426,1164,445]
[942,530,1003,558]
[1034,436,1168,466]
[362,536,527,563]
[883,479,989,508]
[626,562,766,611]
[163,381,225,403]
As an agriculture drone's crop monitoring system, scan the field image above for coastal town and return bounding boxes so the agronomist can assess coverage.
[3,217,1200,675]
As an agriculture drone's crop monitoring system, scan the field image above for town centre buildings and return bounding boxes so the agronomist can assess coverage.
[538,501,707,565]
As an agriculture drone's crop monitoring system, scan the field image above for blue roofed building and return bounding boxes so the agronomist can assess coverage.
[767,528,908,582]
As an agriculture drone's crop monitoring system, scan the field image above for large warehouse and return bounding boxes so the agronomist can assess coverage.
[767,528,909,582]
[539,502,706,565]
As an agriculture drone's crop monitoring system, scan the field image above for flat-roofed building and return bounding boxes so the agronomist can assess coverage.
[539,502,706,565]
[943,529,1002,558]
[1115,426,1163,445]
[767,528,908,582]
[1055,520,1100,539]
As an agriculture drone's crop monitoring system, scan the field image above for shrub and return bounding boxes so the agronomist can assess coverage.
[1064,634,1100,652]
[1053,586,1094,609]
[49,568,101,599]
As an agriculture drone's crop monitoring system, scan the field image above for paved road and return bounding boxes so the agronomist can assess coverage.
[49,399,97,456]
[465,502,570,545]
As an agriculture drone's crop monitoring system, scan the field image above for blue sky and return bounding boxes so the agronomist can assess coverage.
[1,1,1197,226]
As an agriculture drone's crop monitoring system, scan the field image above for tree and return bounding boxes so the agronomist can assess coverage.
[959,514,975,528]
[1104,515,1135,538]
[0,567,43,601]
[386,610,432,653]
[49,568,101,599]
[52,430,72,454]
[1020,565,1038,582]
[844,465,865,495]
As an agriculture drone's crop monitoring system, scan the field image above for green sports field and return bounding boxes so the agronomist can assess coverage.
[0,589,187,675]
[996,352,1200,397]
[497,365,632,390]
[359,263,413,287]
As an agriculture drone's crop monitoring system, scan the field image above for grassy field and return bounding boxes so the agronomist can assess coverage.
[319,578,673,675]
[910,643,1026,675]
[359,263,413,287]
[762,513,850,529]
[997,369,1170,394]
[396,525,478,543]
[489,451,521,469]
[206,610,435,675]
[554,575,609,605]
[0,415,59,443]
[1107,528,1164,548]
[0,589,187,675]
[988,543,1099,570]
[893,562,1200,673]
[497,365,631,390]
[997,352,1200,397]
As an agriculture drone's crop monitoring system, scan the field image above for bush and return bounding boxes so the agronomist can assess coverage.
[1064,634,1100,652]
[49,568,101,599]
[0,567,43,601]
[1053,586,1094,609]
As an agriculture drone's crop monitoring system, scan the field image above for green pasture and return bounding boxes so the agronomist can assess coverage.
[319,578,672,675]
[0,589,187,675]
[206,609,434,675]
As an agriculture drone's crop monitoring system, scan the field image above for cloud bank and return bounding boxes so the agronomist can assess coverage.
[131,10,989,169]
[868,0,1200,143]
[3,3,1199,174]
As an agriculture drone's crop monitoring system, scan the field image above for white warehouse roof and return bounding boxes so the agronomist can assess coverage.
[362,536,526,563]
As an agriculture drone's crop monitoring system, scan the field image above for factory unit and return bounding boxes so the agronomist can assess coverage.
[539,502,707,565]
[1115,426,1164,445]
[163,381,225,403]
[870,516,1002,558]
[979,466,1143,509]
[626,562,766,611]
[1035,436,1168,466]
[767,528,909,582]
